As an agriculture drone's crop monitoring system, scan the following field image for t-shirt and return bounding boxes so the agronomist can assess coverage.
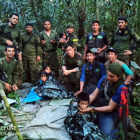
[97,76,126,104]
[86,32,108,46]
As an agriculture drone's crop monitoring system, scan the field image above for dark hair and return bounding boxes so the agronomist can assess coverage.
[92,20,100,25]
[77,92,89,103]
[40,71,48,77]
[5,45,15,52]
[43,65,51,71]
[59,32,66,38]
[118,16,127,22]
[25,23,33,27]
[64,43,73,49]
[9,13,19,18]
[44,20,51,24]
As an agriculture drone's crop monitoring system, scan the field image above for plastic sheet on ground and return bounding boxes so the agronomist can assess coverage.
[3,99,72,140]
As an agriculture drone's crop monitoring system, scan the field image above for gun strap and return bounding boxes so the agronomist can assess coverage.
[23,33,34,48]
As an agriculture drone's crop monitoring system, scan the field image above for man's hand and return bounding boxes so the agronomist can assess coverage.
[78,107,93,114]
[124,50,132,55]
[6,40,13,45]
[59,38,65,43]
[18,53,22,61]
[63,70,70,75]
[97,48,101,54]
[4,83,12,92]
[12,85,18,91]
[51,40,56,44]
[41,40,46,44]
[75,90,82,96]
[37,56,41,62]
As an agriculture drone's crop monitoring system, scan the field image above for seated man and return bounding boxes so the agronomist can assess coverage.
[105,47,133,85]
[79,63,126,139]
[59,44,83,91]
[0,45,19,93]
[64,92,112,140]
[76,48,106,96]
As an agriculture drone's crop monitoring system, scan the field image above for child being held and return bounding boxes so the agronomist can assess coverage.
[64,92,112,140]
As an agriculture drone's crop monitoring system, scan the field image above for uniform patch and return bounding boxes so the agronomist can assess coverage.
[95,68,100,72]
[89,36,92,39]
[97,35,103,39]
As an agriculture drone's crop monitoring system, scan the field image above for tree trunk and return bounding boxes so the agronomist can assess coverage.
[96,0,99,21]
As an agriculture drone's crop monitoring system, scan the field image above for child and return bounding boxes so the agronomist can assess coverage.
[64,92,112,140]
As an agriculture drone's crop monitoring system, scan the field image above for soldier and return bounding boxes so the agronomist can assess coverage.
[83,20,108,64]
[60,23,78,51]
[40,20,59,78]
[21,23,41,83]
[0,45,19,93]
[110,16,140,66]
[0,13,23,89]
[59,44,83,91]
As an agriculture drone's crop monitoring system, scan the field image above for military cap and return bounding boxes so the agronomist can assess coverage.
[66,23,74,28]
[106,47,117,54]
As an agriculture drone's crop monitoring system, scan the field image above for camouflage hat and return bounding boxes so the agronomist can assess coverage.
[66,23,74,28]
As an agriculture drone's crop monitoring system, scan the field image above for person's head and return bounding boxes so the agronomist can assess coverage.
[86,48,96,63]
[25,23,33,33]
[91,20,100,32]
[9,13,19,26]
[44,20,51,30]
[59,32,66,39]
[106,47,117,62]
[66,23,74,34]
[118,16,128,30]
[64,44,74,57]
[77,92,89,110]
[43,65,51,74]
[40,71,48,82]
[107,63,124,84]
[5,45,15,59]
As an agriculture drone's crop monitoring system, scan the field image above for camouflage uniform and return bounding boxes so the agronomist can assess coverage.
[59,51,83,91]
[0,23,23,89]
[40,30,59,78]
[21,33,42,83]
[110,27,140,66]
[0,57,19,91]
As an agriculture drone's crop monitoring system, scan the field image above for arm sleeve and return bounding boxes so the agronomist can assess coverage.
[76,53,83,71]
[62,56,67,68]
[80,64,85,82]
[100,63,107,77]
[97,75,106,89]
[12,62,19,85]
[55,32,60,44]
[17,31,22,52]
[109,33,115,47]
[103,33,108,45]
[86,34,89,44]
[0,24,8,44]
[72,35,78,48]
[0,60,6,84]
[36,35,42,56]
[122,64,133,76]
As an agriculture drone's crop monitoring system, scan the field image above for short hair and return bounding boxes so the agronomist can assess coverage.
[92,20,100,25]
[77,92,90,104]
[64,43,73,49]
[118,16,127,22]
[9,13,19,18]
[44,20,51,24]
[25,23,33,27]
[43,65,51,71]
[59,32,66,38]
[5,45,15,52]
[40,71,48,77]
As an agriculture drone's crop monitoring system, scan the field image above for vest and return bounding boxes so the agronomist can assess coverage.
[84,61,101,89]
[87,32,104,49]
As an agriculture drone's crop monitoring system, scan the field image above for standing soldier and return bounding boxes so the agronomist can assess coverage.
[0,13,23,89]
[83,20,108,64]
[60,23,78,51]
[40,20,59,78]
[110,16,140,66]
[21,23,41,83]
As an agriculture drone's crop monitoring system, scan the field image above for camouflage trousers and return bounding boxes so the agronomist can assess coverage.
[23,56,38,83]
[117,55,130,66]
[59,69,81,91]
[42,51,59,78]
[17,60,23,89]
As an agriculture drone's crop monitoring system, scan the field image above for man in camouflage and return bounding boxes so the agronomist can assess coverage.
[110,16,140,66]
[21,23,41,83]
[0,46,19,93]
[59,44,83,91]
[40,20,59,78]
[60,23,79,51]
[0,13,23,89]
